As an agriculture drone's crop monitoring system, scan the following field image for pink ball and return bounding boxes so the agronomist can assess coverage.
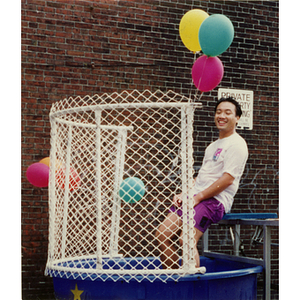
[192,55,224,92]
[26,162,50,188]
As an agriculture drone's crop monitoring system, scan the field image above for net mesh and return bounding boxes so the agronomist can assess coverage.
[45,90,201,282]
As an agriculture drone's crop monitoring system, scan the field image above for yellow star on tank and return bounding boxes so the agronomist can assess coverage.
[71,283,84,300]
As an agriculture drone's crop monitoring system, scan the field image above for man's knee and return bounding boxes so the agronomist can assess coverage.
[179,235,183,246]
[155,222,170,245]
[155,225,163,241]
[156,213,182,243]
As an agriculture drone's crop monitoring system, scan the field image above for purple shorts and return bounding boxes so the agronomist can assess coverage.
[169,197,225,233]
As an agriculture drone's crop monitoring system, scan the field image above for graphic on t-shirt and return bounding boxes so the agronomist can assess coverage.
[213,148,223,161]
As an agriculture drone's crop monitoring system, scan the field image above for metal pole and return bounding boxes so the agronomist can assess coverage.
[201,230,209,255]
[234,224,240,256]
[263,225,271,300]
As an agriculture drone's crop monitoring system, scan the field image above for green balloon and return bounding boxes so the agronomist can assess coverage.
[199,14,234,57]
[119,177,145,203]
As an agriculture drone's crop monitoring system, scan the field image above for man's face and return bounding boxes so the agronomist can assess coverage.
[214,101,240,137]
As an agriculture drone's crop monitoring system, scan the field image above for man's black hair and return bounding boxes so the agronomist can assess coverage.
[214,97,242,118]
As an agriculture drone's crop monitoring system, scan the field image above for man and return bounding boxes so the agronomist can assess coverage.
[155,97,248,269]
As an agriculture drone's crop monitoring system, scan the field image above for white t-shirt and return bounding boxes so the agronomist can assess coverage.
[194,132,248,213]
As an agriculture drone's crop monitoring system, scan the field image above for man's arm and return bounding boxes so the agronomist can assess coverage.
[173,173,234,208]
[193,172,234,206]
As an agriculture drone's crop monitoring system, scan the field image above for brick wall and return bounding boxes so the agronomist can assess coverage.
[22,0,279,299]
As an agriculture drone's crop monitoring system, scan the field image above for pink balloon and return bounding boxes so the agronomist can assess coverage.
[26,162,50,187]
[192,55,224,92]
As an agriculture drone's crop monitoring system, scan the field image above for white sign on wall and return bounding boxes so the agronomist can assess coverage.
[218,88,253,130]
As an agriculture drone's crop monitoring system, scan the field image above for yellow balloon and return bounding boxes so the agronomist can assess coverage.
[40,157,62,170]
[179,9,209,53]
[40,157,50,167]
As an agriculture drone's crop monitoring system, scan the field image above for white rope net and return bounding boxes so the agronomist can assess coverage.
[45,90,201,282]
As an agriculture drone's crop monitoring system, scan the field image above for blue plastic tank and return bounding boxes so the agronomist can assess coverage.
[52,256,262,300]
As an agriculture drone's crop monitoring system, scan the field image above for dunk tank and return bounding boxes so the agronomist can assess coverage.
[45,90,262,300]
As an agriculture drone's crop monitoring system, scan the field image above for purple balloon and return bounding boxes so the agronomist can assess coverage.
[26,162,50,187]
[192,55,224,92]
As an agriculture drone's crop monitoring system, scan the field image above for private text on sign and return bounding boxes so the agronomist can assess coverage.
[218,88,253,130]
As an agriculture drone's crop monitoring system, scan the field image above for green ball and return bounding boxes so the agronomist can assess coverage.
[119,177,145,203]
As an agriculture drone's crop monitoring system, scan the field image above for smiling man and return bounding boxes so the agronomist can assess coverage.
[156,97,248,269]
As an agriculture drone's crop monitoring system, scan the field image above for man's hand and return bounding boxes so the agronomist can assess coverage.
[173,193,182,207]
[173,179,197,208]
[173,193,200,208]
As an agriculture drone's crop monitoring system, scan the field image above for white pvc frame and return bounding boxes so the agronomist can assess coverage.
[45,90,202,282]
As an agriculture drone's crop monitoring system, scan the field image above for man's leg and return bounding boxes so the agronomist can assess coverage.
[179,226,203,268]
[193,228,203,268]
[155,212,182,269]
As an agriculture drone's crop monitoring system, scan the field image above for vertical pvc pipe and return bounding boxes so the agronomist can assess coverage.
[61,124,73,259]
[186,104,195,269]
[109,129,127,257]
[95,110,103,268]
[46,116,58,270]
[181,106,189,271]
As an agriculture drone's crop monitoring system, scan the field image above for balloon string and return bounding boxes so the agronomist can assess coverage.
[189,52,198,103]
[198,91,204,102]
[196,54,207,98]
[192,54,207,102]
